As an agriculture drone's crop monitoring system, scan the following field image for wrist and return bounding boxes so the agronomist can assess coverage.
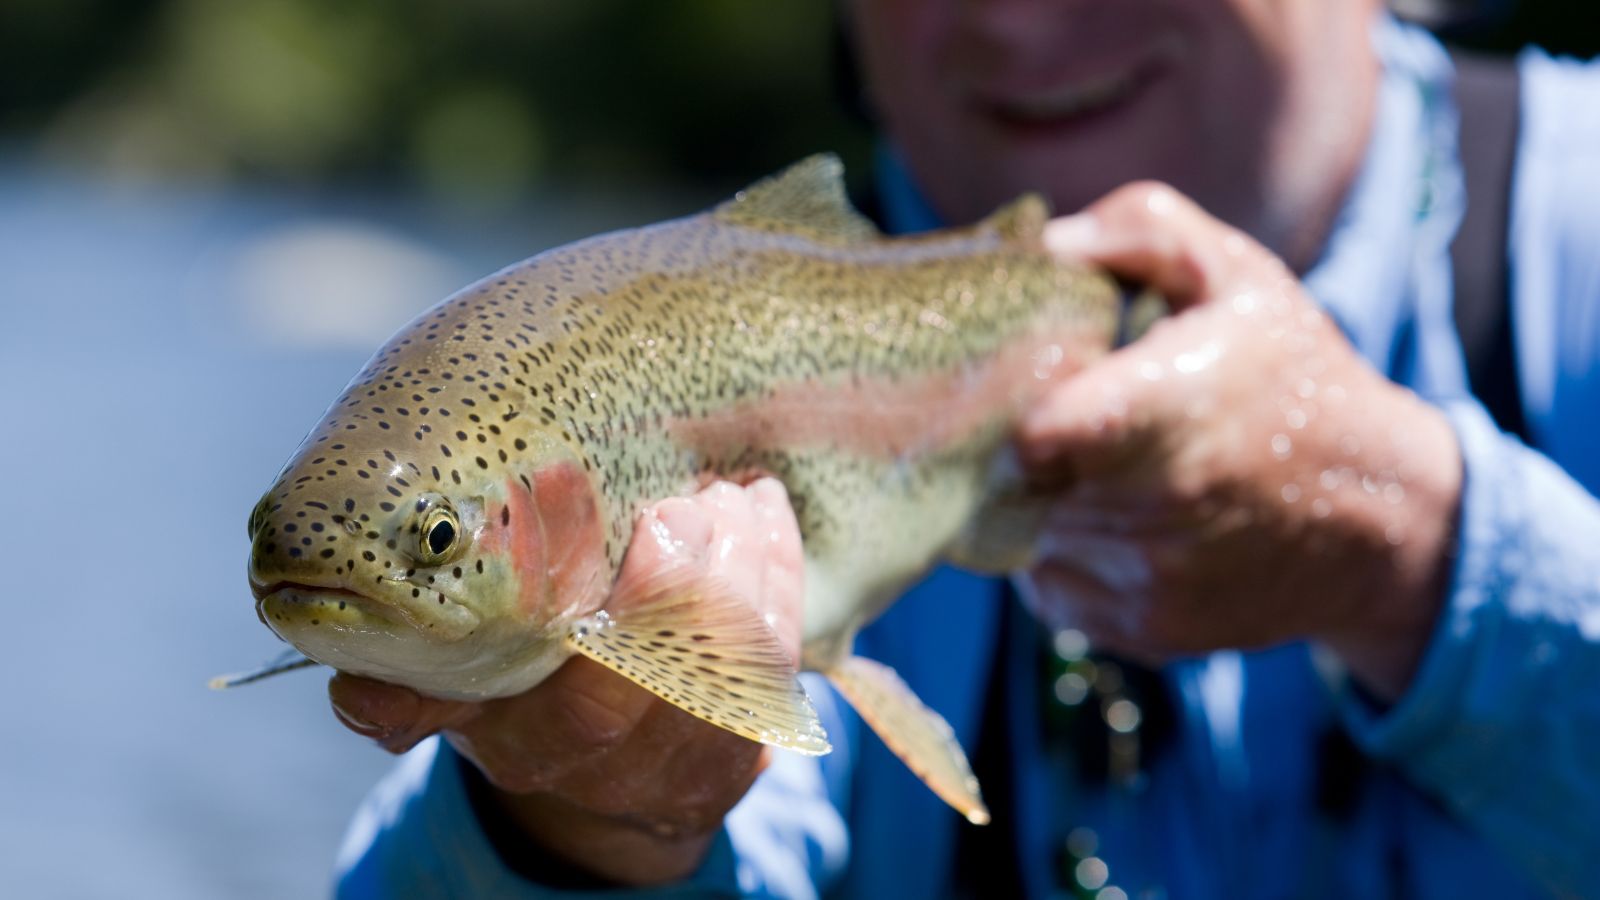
[506,793,718,887]
[1318,389,1462,702]
[461,754,719,887]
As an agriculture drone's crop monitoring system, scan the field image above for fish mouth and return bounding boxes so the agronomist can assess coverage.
[253,578,479,642]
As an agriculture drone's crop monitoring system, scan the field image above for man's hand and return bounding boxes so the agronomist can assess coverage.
[1020,183,1463,701]
[327,478,805,886]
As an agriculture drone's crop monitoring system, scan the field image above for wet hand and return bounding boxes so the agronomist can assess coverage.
[1020,183,1462,701]
[327,477,805,885]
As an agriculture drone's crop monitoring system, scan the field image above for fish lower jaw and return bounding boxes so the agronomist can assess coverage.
[259,587,564,700]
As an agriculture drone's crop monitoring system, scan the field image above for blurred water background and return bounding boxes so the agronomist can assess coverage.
[0,1,1594,898]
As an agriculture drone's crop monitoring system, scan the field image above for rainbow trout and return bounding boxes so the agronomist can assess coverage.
[240,156,1120,822]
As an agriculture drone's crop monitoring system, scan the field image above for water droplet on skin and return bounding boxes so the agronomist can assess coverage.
[1383,483,1406,504]
[1325,384,1348,402]
[1385,523,1405,545]
[1173,340,1222,374]
[1033,344,1065,380]
[1144,187,1178,216]
[1296,378,1318,399]
[1271,434,1293,459]
[1138,360,1164,381]
[1285,408,1308,430]
[1311,497,1333,518]
[1362,474,1379,494]
[1222,233,1249,257]
[1232,292,1260,315]
[1281,483,1302,503]
[1320,469,1342,491]
[1340,435,1361,456]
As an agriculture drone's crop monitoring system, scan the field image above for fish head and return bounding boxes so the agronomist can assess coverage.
[247,323,611,699]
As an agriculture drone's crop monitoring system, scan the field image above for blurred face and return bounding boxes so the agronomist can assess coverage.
[847,0,1380,265]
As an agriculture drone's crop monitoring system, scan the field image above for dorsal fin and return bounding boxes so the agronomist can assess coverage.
[715,154,879,243]
[981,193,1051,242]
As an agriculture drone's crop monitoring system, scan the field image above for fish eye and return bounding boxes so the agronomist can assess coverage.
[419,507,460,564]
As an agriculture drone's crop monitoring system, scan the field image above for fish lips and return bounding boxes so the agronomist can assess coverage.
[252,578,480,643]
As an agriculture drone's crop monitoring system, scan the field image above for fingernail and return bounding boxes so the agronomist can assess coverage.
[329,680,418,741]
[1043,213,1101,257]
[330,698,391,739]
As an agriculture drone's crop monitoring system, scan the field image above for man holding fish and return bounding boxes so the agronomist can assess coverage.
[323,1,1600,896]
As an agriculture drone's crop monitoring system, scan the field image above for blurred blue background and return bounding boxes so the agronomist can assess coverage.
[0,1,1593,897]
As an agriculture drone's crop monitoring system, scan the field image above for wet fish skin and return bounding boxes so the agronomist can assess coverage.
[243,155,1120,821]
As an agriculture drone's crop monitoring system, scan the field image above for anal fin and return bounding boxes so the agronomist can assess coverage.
[825,656,989,825]
[564,568,830,756]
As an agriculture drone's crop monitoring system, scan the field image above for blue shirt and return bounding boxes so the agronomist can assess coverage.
[335,18,1600,899]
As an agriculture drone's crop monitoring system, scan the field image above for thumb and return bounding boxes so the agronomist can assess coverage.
[1017,334,1158,477]
[1017,317,1191,476]
[1044,181,1261,312]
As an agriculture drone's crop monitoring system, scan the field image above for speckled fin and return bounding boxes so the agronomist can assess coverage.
[715,153,879,243]
[825,656,990,825]
[982,193,1051,243]
[564,568,831,756]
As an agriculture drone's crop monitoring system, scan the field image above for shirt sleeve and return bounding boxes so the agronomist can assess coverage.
[333,673,852,900]
[1338,399,1600,894]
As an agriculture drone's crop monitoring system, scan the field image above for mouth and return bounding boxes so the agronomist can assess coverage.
[976,38,1179,135]
[252,577,480,641]
[254,580,395,630]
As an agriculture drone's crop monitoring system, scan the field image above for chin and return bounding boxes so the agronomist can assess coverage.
[259,588,563,700]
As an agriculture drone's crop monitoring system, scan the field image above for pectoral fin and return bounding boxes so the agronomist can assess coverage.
[564,568,831,756]
[825,655,989,825]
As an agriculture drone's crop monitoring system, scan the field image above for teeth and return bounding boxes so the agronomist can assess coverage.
[997,67,1144,121]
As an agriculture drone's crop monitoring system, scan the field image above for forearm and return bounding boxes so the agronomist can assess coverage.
[1337,401,1600,894]
[337,674,854,899]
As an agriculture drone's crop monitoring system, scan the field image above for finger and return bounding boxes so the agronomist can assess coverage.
[451,655,659,793]
[1043,181,1256,310]
[328,673,478,752]
[1014,337,1153,475]
[1012,564,1124,636]
[689,481,765,610]
[637,498,714,570]
[747,477,805,654]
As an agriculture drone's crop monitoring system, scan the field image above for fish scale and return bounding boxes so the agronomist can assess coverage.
[239,155,1121,822]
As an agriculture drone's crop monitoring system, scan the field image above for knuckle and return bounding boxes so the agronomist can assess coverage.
[480,763,550,795]
[1108,180,1183,216]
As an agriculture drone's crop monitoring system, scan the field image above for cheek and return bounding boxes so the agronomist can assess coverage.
[851,0,959,123]
[485,465,608,618]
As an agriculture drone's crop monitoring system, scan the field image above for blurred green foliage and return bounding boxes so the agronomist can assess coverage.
[0,0,870,203]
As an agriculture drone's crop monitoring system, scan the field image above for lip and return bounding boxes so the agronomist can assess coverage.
[972,37,1180,135]
[253,576,481,641]
[253,580,396,629]
[250,578,368,602]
